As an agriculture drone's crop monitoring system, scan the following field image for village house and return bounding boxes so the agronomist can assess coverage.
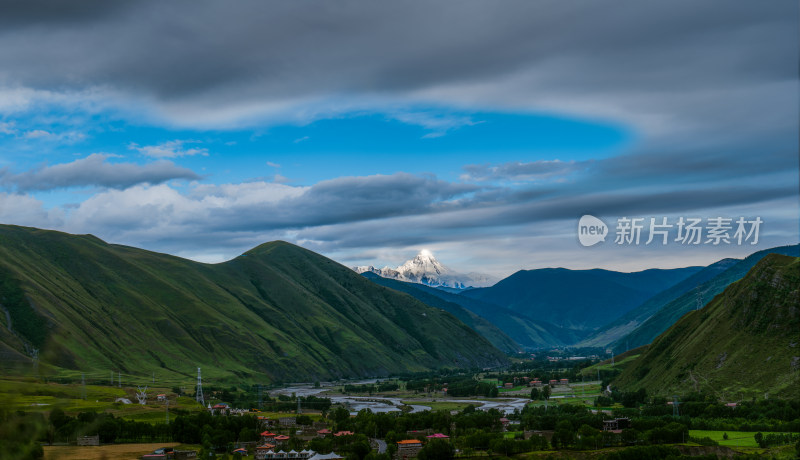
[261,431,277,443]
[396,440,423,459]
[499,417,511,431]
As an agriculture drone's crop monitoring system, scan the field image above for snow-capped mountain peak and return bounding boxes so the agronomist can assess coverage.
[397,249,448,277]
[353,249,495,289]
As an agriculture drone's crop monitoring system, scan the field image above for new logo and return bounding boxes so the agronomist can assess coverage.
[578,215,607,247]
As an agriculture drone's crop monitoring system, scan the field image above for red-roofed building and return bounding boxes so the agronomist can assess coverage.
[333,431,354,437]
[275,435,291,444]
[261,431,276,443]
[317,429,331,437]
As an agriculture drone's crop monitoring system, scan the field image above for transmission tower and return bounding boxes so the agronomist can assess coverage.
[81,373,87,400]
[196,367,204,406]
[136,386,148,405]
[672,395,680,417]
[696,287,704,311]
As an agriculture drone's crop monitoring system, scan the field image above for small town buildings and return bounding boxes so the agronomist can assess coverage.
[503,382,513,389]
[261,431,277,443]
[157,394,167,402]
[275,435,291,444]
[559,379,569,385]
[396,440,423,459]
[425,433,449,439]
[333,431,354,437]
[317,429,331,437]
[255,449,318,460]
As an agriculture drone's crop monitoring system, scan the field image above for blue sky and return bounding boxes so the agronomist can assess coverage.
[0,1,796,278]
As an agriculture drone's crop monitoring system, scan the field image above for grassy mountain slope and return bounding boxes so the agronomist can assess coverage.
[461,267,701,331]
[612,245,800,351]
[0,225,507,384]
[578,258,740,347]
[614,254,800,399]
[361,272,521,353]
[375,277,583,348]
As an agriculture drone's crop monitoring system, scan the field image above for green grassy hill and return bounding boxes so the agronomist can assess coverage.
[613,254,800,399]
[0,225,507,384]
[577,258,740,347]
[611,245,800,351]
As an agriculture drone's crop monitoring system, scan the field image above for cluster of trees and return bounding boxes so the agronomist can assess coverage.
[443,377,497,398]
[595,388,648,408]
[342,382,399,394]
[48,408,171,444]
[0,410,46,460]
[529,386,550,401]
[754,431,800,448]
[519,403,691,450]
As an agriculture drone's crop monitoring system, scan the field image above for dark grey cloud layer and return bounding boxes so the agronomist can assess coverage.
[0,154,200,191]
[1,0,795,142]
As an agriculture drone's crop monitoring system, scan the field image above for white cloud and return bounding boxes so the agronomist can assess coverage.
[0,193,64,228]
[130,140,209,158]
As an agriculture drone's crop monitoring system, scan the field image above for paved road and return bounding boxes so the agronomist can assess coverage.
[375,439,387,454]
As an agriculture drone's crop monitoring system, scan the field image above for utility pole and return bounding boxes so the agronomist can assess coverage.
[118,371,121,388]
[196,367,204,407]
[166,399,170,424]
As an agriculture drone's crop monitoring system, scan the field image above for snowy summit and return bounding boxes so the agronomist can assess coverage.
[354,249,496,289]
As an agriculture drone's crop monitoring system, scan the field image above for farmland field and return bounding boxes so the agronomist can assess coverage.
[689,430,789,448]
[43,442,180,460]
